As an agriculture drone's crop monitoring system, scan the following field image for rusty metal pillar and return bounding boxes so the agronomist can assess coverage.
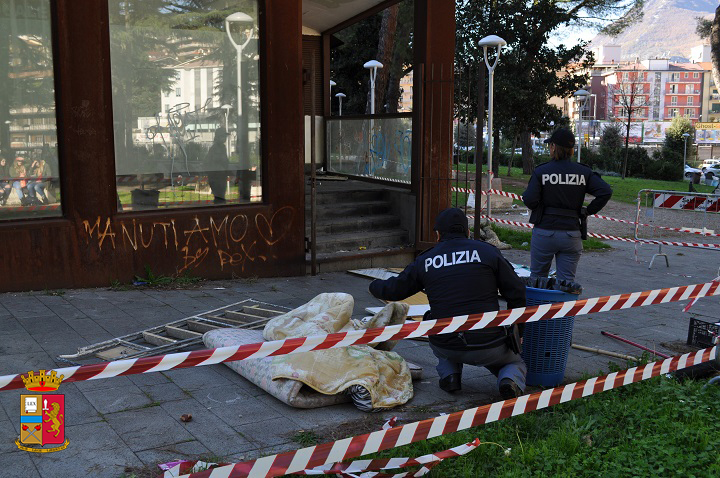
[414,0,456,249]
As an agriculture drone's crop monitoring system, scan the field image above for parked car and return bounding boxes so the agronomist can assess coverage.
[702,164,720,178]
[684,165,702,179]
[701,158,720,170]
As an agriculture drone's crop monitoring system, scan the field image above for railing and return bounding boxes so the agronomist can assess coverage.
[326,114,412,184]
[9,124,57,132]
[9,107,55,115]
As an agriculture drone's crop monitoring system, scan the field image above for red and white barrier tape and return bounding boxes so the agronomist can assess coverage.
[473,215,720,248]
[594,213,720,238]
[455,188,720,238]
[163,438,480,478]
[293,438,480,477]
[0,280,718,392]
[170,346,718,477]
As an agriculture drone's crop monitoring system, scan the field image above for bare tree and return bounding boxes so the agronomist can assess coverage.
[611,67,646,178]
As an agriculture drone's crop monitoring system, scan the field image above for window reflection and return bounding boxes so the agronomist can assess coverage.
[108,1,261,211]
[0,1,60,219]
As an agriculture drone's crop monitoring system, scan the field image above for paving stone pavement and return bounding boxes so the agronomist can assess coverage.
[0,240,718,477]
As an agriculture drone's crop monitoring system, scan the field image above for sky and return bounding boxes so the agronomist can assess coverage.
[548,25,598,50]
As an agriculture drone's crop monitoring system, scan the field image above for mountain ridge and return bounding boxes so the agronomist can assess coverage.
[590,0,715,61]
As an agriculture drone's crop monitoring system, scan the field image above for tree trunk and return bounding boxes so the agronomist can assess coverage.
[622,121,631,179]
[521,129,533,174]
[385,14,413,114]
[371,5,399,114]
[711,5,720,95]
[507,133,518,176]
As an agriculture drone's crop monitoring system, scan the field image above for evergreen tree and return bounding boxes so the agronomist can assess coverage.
[330,1,413,115]
[454,0,644,174]
[697,5,720,99]
[664,115,695,156]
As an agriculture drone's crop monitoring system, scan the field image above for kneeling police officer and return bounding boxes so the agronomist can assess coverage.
[368,208,527,399]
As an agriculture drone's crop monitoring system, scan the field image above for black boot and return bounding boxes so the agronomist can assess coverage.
[439,373,462,393]
[499,378,522,400]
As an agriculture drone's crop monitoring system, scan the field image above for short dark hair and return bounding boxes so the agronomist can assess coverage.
[551,144,575,161]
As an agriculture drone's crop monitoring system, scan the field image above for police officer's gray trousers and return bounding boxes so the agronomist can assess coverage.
[429,343,527,391]
[530,227,583,282]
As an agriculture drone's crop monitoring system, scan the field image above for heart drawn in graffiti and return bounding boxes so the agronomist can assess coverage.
[255,206,294,246]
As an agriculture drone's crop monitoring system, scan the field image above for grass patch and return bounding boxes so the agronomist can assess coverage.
[293,430,321,447]
[109,266,203,290]
[603,176,715,204]
[344,375,720,477]
[491,225,610,251]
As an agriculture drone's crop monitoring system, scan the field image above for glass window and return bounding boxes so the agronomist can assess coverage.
[108,1,261,211]
[687,97,693,106]
[685,108,693,117]
[671,96,677,105]
[0,1,61,220]
[694,72,699,78]
[327,1,414,183]
[686,84,694,94]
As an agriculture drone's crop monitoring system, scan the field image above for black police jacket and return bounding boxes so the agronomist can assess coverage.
[522,160,612,230]
[369,234,526,350]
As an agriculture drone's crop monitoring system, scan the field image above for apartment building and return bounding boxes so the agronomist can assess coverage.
[698,62,719,122]
[663,63,703,120]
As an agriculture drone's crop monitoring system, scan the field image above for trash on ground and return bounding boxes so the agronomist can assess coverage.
[205,293,415,412]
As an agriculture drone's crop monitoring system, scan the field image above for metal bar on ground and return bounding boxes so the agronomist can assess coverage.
[571,343,638,361]
[601,331,671,359]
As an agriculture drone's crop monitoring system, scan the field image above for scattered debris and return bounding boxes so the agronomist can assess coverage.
[57,299,289,364]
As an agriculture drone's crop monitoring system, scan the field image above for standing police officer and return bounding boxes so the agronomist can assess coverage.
[522,127,612,282]
[368,208,527,399]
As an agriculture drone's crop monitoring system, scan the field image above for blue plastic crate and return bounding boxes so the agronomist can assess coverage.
[521,287,578,387]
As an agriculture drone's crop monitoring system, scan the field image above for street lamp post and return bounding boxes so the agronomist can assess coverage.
[589,93,597,146]
[363,60,383,115]
[220,104,232,157]
[574,89,589,162]
[682,132,690,178]
[364,60,383,172]
[225,12,254,200]
[336,92,346,170]
[335,92,346,116]
[478,35,506,219]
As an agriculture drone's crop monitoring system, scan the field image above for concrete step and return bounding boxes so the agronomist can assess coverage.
[306,188,385,205]
[305,214,401,235]
[306,246,416,274]
[313,228,409,254]
[306,200,391,219]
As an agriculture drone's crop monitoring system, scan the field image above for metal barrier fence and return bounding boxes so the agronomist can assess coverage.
[635,189,720,268]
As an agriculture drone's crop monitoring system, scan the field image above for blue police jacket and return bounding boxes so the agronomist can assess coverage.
[369,234,526,350]
[522,160,612,230]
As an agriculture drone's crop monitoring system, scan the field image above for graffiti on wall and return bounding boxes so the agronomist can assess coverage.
[81,207,294,275]
[367,128,412,176]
